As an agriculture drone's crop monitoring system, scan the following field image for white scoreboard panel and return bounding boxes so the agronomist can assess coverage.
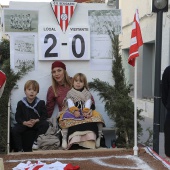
[39,25,90,60]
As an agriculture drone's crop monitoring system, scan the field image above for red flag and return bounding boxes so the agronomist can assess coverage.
[128,9,143,67]
[0,70,6,98]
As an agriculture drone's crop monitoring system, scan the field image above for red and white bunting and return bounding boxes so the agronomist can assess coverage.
[51,1,77,33]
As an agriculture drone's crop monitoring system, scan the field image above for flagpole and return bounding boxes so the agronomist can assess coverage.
[128,9,143,156]
[133,58,138,156]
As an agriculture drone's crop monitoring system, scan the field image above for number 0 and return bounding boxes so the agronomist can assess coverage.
[72,34,85,58]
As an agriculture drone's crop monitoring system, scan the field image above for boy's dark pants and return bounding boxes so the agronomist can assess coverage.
[12,120,49,151]
[164,110,170,157]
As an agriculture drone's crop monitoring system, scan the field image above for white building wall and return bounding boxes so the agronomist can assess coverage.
[120,0,155,48]
[119,1,170,114]
[119,1,170,146]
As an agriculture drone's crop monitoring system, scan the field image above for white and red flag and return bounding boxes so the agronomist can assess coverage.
[51,1,77,33]
[0,70,6,98]
[128,9,143,66]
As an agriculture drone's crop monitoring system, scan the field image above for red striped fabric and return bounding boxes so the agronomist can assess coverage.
[65,6,69,31]
[0,70,6,98]
[128,9,143,67]
[60,5,63,31]
[0,70,6,89]
[54,5,58,23]
[51,2,77,33]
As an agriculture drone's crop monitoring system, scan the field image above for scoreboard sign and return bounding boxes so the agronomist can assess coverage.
[38,1,90,60]
[39,25,90,60]
[6,1,120,63]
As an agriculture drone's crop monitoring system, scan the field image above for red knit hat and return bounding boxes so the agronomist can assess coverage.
[51,61,66,70]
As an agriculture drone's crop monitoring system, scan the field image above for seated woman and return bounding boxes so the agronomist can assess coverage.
[46,61,105,149]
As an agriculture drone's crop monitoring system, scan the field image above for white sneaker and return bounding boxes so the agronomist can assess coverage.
[96,137,101,148]
[32,141,39,150]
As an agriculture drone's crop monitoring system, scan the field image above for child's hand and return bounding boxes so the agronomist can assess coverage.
[23,120,34,127]
[83,108,92,119]
[83,112,92,118]
[30,119,39,125]
[86,112,92,118]
[83,112,87,117]
[74,110,81,118]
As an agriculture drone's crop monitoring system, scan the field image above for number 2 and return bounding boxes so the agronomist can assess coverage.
[44,34,58,57]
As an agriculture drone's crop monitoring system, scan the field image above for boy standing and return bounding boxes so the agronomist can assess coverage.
[12,80,49,152]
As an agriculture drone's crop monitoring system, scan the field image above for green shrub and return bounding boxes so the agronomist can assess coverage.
[0,39,32,153]
[89,33,144,148]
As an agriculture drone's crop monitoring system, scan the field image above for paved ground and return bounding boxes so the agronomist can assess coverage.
[138,116,166,158]
[103,116,166,158]
[1,148,168,170]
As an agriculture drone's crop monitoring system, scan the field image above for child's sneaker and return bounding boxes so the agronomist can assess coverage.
[32,141,39,150]
[62,139,67,149]
[96,137,101,148]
